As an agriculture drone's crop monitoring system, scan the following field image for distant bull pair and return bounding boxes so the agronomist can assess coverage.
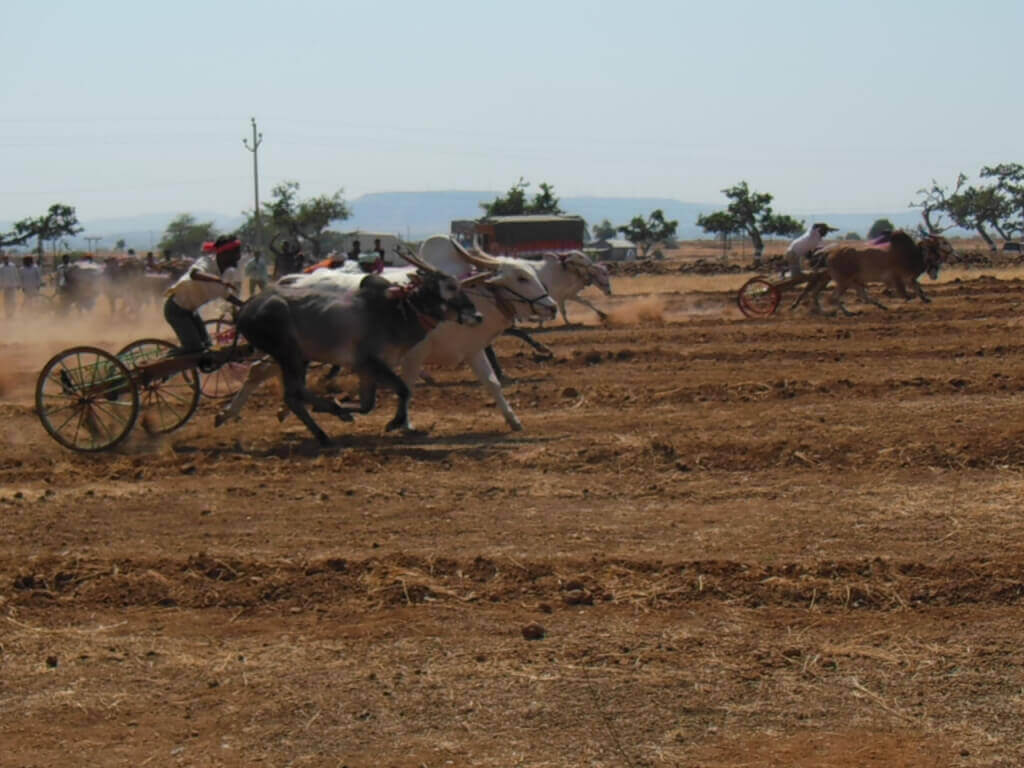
[794,230,956,316]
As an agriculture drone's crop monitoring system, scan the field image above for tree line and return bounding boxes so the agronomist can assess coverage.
[6,164,1021,265]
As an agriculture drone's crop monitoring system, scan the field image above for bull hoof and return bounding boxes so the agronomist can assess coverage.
[385,418,410,432]
[507,417,524,432]
[276,408,289,423]
[214,412,231,428]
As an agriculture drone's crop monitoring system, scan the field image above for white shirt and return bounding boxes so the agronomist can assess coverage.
[166,255,231,311]
[19,265,41,294]
[0,263,19,289]
[786,227,827,259]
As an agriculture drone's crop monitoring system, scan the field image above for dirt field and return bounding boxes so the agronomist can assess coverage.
[3,270,1024,767]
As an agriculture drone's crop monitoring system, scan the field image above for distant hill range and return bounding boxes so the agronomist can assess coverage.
[2,191,937,252]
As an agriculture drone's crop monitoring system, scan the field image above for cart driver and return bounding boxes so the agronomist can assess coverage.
[784,222,837,277]
[163,235,243,366]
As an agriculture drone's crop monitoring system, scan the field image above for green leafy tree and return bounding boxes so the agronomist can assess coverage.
[617,209,679,259]
[868,219,895,239]
[158,214,218,258]
[592,219,617,240]
[256,181,351,260]
[696,182,802,262]
[480,179,563,216]
[844,232,862,240]
[981,163,1024,239]
[945,182,1010,250]
[1,204,82,268]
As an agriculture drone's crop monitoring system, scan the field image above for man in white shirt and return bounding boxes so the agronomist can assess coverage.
[19,256,41,306]
[0,254,19,318]
[785,223,837,277]
[163,235,242,356]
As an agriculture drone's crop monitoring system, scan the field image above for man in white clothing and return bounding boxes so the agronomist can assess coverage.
[784,223,838,277]
[0,254,19,318]
[19,256,41,307]
[163,235,242,357]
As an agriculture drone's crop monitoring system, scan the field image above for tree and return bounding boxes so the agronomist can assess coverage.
[910,175,965,234]
[158,214,218,258]
[868,219,895,239]
[696,181,802,262]
[844,232,862,240]
[981,163,1024,240]
[0,204,82,266]
[945,182,1009,250]
[258,181,351,260]
[480,179,563,216]
[592,219,617,240]
[617,209,678,259]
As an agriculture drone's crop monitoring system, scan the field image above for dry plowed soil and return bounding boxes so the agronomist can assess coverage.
[3,275,1024,767]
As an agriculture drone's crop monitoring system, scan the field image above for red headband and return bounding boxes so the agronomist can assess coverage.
[201,239,241,255]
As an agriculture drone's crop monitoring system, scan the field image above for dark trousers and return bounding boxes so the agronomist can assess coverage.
[163,297,210,353]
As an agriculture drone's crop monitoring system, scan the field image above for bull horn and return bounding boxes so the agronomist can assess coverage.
[397,245,438,273]
[459,272,491,288]
[451,236,500,271]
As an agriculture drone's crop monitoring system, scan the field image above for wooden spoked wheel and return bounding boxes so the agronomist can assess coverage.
[737,277,782,318]
[116,338,200,434]
[35,346,140,452]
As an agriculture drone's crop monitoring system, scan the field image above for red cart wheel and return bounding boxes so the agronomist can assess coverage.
[737,277,781,318]
[201,317,251,399]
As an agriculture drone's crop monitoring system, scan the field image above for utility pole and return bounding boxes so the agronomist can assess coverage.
[84,236,102,256]
[243,117,264,255]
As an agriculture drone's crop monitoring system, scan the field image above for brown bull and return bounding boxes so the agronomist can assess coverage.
[804,231,954,316]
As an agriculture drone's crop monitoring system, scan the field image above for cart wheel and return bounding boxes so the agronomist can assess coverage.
[201,317,251,399]
[737,277,781,318]
[36,346,140,452]
[117,338,200,434]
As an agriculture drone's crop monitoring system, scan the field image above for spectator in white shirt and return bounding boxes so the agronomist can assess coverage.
[785,223,837,277]
[0,254,19,318]
[19,256,41,306]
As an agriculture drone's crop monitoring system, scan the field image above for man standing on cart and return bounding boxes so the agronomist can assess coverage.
[784,222,837,278]
[163,235,242,365]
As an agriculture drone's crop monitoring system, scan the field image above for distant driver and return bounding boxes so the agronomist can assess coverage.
[784,222,837,277]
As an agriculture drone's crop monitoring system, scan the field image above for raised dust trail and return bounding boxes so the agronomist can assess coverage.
[606,295,667,326]
[0,304,172,404]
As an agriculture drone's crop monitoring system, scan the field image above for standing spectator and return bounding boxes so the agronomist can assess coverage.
[55,254,74,314]
[19,256,41,308]
[0,253,19,318]
[244,250,269,295]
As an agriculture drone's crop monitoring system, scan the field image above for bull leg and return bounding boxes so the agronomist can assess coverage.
[857,284,888,311]
[215,357,279,426]
[484,345,509,386]
[468,350,523,431]
[567,295,609,323]
[337,357,414,432]
[831,283,852,317]
[914,280,931,303]
[504,327,553,357]
[277,359,332,446]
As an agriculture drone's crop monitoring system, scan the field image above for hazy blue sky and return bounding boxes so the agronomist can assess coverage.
[2,0,1020,221]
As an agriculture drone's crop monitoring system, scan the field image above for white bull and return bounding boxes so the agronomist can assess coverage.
[216,236,558,431]
[527,251,612,325]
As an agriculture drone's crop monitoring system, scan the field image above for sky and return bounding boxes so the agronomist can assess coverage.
[1,0,1021,223]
